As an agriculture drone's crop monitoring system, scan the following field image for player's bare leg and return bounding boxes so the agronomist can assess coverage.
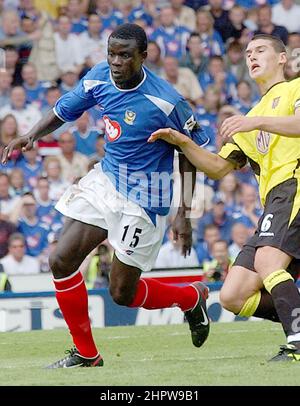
[46,218,107,368]
[109,255,210,348]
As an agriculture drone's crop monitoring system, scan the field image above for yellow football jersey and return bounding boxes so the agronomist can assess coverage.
[219,78,300,207]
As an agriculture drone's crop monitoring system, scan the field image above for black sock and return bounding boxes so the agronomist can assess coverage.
[271,280,300,344]
[253,289,280,322]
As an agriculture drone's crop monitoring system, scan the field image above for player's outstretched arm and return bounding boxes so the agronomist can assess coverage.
[148,128,234,179]
[1,110,64,164]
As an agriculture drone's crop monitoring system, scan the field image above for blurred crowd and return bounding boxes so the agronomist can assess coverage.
[0,0,299,287]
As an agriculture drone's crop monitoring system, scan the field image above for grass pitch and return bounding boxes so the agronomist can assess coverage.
[0,321,299,386]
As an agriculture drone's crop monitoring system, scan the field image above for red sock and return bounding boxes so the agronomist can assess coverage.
[53,270,98,358]
[128,278,198,311]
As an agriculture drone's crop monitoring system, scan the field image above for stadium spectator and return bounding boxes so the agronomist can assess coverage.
[150,5,190,59]
[195,223,221,265]
[272,0,300,33]
[218,172,241,215]
[43,156,70,201]
[92,0,123,32]
[222,5,247,43]
[67,0,88,34]
[0,114,19,148]
[155,228,200,269]
[203,239,232,282]
[228,222,250,260]
[71,112,99,157]
[2,23,210,367]
[4,46,23,86]
[57,131,89,183]
[171,0,196,31]
[0,172,21,222]
[224,41,249,84]
[179,32,209,76]
[59,68,79,94]
[0,232,40,275]
[207,0,231,43]
[197,192,236,244]
[0,86,42,135]
[0,218,17,259]
[199,56,237,104]
[232,80,258,115]
[79,13,107,69]
[144,40,164,76]
[287,32,300,52]
[54,15,84,75]
[233,183,262,231]
[0,70,13,107]
[195,9,225,57]
[128,0,159,28]
[254,5,289,44]
[21,62,48,107]
[162,56,203,106]
[89,134,106,163]
[16,145,43,189]
[9,168,29,196]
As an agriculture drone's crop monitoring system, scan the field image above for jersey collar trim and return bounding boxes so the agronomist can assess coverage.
[109,67,147,92]
[262,80,286,97]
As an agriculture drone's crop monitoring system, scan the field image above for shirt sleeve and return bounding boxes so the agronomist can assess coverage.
[53,66,99,122]
[218,140,248,169]
[166,99,209,147]
[290,78,300,113]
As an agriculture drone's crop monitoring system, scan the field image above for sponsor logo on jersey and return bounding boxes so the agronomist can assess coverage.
[124,110,136,125]
[256,130,270,154]
[183,115,196,132]
[272,96,280,109]
[103,115,122,142]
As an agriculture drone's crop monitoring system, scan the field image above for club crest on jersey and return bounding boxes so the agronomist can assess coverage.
[272,97,280,109]
[124,110,136,125]
[103,115,122,142]
[256,130,270,154]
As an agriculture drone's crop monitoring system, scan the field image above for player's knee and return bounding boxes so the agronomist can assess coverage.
[109,285,135,306]
[219,288,241,313]
[49,251,70,278]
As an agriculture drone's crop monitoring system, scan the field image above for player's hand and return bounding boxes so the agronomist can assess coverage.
[220,115,259,140]
[1,134,35,164]
[172,212,192,257]
[148,128,188,146]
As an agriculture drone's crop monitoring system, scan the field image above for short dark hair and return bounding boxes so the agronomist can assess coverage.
[250,34,286,53]
[109,23,148,53]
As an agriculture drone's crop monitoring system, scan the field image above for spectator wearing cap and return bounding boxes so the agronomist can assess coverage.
[0,232,40,275]
[197,192,236,244]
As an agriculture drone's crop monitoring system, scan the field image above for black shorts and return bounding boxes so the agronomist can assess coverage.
[234,178,300,280]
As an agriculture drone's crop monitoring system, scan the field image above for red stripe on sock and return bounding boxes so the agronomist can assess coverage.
[129,278,198,311]
[54,272,98,358]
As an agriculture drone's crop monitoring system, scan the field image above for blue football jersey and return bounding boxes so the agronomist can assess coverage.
[54,62,209,218]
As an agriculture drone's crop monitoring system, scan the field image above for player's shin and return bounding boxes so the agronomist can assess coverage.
[53,270,99,358]
[264,269,300,347]
[128,278,198,311]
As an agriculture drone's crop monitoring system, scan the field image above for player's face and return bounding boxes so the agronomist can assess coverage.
[107,37,146,86]
[246,39,286,81]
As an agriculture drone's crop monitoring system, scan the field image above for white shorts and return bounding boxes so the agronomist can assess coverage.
[55,166,166,272]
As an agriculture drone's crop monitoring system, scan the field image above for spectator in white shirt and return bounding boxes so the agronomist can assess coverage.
[272,0,300,33]
[0,86,42,135]
[154,228,200,269]
[0,232,40,275]
[54,15,84,75]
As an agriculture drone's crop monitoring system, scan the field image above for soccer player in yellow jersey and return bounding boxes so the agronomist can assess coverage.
[148,34,300,362]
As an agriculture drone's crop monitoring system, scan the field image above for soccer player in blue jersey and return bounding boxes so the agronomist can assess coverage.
[2,24,210,368]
